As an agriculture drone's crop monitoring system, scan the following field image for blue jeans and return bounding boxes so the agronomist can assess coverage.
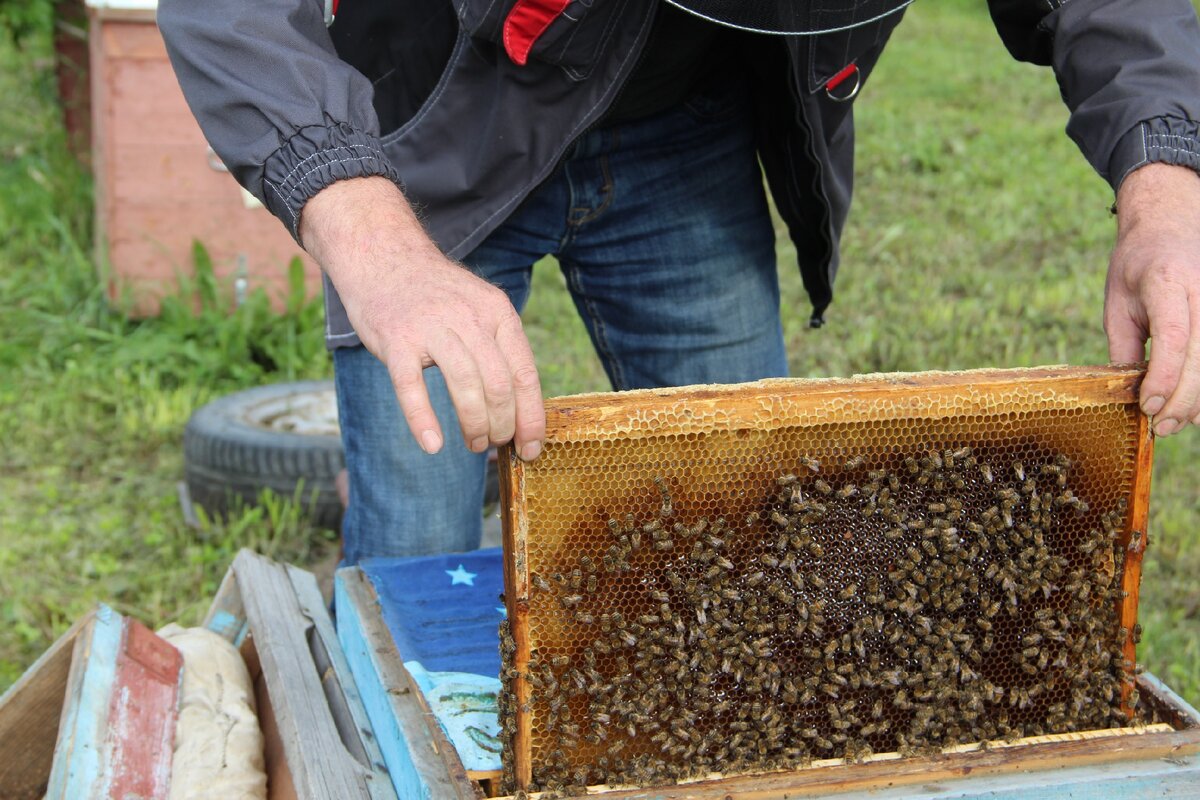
[333,77,786,562]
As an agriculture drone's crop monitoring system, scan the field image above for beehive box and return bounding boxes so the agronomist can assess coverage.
[497,365,1161,795]
[85,0,319,315]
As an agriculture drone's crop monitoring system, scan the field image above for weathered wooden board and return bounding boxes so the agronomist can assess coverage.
[0,609,97,800]
[43,606,181,800]
[335,567,484,800]
[204,549,396,800]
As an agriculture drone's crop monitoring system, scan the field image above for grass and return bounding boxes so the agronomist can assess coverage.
[2,0,1199,709]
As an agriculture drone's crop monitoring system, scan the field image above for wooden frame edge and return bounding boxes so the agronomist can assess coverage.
[1120,413,1154,712]
[335,567,483,800]
[499,444,533,790]
[538,365,1144,439]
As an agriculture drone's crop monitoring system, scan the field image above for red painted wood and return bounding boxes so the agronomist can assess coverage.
[103,619,181,799]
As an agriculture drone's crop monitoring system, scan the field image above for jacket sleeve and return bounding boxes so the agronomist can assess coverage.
[988,0,1200,191]
[157,0,403,242]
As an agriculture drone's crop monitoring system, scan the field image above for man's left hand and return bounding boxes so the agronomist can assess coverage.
[1105,162,1200,436]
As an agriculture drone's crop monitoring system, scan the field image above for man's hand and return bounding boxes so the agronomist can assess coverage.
[300,177,545,460]
[1106,163,1200,436]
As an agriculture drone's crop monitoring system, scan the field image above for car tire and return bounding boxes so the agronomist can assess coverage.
[183,381,345,530]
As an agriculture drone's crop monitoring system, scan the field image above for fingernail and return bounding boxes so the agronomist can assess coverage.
[421,429,442,454]
[471,435,489,453]
[1142,395,1165,416]
[1155,418,1180,437]
[521,441,542,462]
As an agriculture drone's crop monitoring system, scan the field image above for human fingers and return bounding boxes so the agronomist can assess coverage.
[388,353,445,454]
[496,311,545,461]
[427,328,492,453]
[1152,289,1200,435]
[470,332,517,447]
[1139,285,1192,434]
[1102,289,1147,366]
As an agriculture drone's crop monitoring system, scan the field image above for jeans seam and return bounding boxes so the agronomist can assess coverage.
[562,259,627,389]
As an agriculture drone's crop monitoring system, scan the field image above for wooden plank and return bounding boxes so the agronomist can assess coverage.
[535,365,1144,440]
[101,619,181,798]
[1138,672,1200,730]
[486,726,1200,799]
[0,609,96,800]
[45,606,122,799]
[242,638,299,800]
[285,564,398,800]
[335,567,481,800]
[232,550,378,799]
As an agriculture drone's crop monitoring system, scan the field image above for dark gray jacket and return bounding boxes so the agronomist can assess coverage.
[157,0,1200,348]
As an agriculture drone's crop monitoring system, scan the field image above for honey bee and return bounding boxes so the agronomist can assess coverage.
[801,456,822,473]
[844,455,865,471]
[654,476,673,518]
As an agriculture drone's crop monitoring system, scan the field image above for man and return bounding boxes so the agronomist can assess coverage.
[159,0,1200,563]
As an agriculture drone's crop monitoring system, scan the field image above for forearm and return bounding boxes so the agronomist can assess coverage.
[300,176,442,281]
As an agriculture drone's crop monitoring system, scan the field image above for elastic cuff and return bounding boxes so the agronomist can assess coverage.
[261,123,403,243]
[1109,116,1200,192]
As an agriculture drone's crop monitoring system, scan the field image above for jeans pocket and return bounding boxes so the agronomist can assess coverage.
[454,0,629,80]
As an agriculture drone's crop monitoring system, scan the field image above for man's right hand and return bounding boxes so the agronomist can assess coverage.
[299,176,545,461]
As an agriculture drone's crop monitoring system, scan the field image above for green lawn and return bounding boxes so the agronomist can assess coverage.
[3,0,1199,705]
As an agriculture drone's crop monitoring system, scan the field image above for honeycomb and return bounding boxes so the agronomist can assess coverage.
[498,366,1152,794]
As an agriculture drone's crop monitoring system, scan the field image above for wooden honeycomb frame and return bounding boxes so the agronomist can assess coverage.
[499,365,1154,792]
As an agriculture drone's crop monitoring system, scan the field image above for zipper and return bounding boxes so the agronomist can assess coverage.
[786,44,836,329]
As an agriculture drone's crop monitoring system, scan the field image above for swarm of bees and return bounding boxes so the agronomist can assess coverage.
[499,446,1141,795]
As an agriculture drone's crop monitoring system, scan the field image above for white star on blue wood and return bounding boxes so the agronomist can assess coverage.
[496,607,507,616]
[446,564,477,586]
